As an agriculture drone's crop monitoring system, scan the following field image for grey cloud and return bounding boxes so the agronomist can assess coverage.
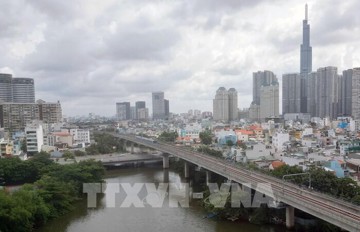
[23,27,98,73]
[312,0,360,46]
[100,28,180,61]
[25,0,81,22]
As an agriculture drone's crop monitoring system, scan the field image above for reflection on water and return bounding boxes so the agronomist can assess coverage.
[37,167,285,232]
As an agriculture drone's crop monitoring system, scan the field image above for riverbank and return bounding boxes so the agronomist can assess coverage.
[36,166,286,232]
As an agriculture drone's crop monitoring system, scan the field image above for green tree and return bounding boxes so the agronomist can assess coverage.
[20,139,27,152]
[158,131,178,142]
[199,131,212,145]
[63,150,75,160]
[74,150,86,156]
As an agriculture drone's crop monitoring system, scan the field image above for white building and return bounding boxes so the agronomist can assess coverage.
[272,132,290,151]
[70,129,90,145]
[25,123,44,153]
[178,123,203,139]
[302,128,313,137]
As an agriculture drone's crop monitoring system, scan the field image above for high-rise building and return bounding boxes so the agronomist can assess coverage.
[152,92,169,120]
[315,67,339,118]
[164,99,169,119]
[37,100,62,123]
[252,71,277,105]
[228,88,238,121]
[0,101,62,134]
[306,72,317,117]
[0,73,13,103]
[12,78,35,103]
[0,74,36,103]
[339,69,354,117]
[260,83,279,120]
[282,73,301,114]
[116,102,131,120]
[213,87,229,121]
[249,103,260,121]
[137,108,149,120]
[130,106,137,120]
[213,87,238,122]
[351,68,360,119]
[300,4,312,75]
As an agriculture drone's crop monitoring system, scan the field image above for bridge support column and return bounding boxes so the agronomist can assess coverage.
[286,206,295,229]
[205,170,211,186]
[184,161,190,178]
[162,153,169,169]
[130,142,134,154]
[163,169,169,183]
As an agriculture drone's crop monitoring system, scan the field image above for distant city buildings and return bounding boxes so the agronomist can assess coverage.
[116,102,131,120]
[115,100,149,121]
[213,87,238,122]
[250,71,278,121]
[260,84,279,119]
[252,70,277,105]
[152,92,169,120]
[0,73,35,103]
[282,73,301,114]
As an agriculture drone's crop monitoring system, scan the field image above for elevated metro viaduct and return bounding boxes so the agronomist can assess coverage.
[114,133,360,231]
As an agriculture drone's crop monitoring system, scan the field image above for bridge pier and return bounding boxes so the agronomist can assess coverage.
[205,170,212,186]
[163,169,169,183]
[286,206,295,229]
[184,161,190,178]
[162,153,169,169]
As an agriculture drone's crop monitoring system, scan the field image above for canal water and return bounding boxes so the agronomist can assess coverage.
[37,166,286,232]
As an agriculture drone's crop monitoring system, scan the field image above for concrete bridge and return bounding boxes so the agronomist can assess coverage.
[114,133,360,231]
[53,153,162,167]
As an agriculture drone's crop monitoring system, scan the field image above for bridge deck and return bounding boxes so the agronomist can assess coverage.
[115,133,360,232]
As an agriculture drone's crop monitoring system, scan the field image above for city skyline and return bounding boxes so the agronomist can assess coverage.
[1,1,360,116]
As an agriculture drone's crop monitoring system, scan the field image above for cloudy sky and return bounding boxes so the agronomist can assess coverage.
[1,0,359,117]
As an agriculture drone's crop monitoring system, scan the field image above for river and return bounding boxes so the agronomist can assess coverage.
[37,166,286,232]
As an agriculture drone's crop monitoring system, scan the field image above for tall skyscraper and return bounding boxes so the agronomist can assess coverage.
[0,74,13,102]
[260,83,279,120]
[282,73,301,114]
[315,67,339,118]
[116,102,131,120]
[300,4,312,75]
[135,101,146,120]
[164,99,169,119]
[350,68,360,119]
[252,71,277,105]
[306,72,317,117]
[213,87,229,121]
[0,73,35,103]
[12,78,35,103]
[228,88,238,121]
[299,4,313,113]
[213,87,238,122]
[152,92,169,120]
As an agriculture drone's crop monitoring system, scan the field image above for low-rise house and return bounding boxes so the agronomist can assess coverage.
[272,132,290,152]
[245,142,274,160]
